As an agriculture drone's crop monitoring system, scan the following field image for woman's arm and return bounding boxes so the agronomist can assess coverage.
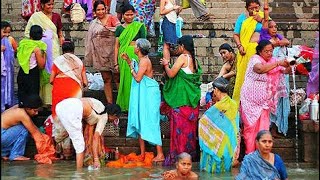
[160,0,180,15]
[81,66,88,87]
[34,47,46,69]
[253,59,288,74]
[121,53,147,83]
[114,38,120,72]
[49,64,57,85]
[160,55,185,78]
[262,0,269,29]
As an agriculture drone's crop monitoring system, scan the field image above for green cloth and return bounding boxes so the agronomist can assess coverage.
[163,62,202,108]
[116,22,146,111]
[17,39,47,74]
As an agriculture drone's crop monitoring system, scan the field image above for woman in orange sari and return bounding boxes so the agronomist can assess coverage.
[50,40,88,159]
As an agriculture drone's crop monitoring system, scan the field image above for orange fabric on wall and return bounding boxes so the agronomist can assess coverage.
[34,133,59,164]
[106,152,154,168]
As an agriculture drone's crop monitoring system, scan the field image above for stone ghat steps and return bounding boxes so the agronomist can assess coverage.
[1,0,318,23]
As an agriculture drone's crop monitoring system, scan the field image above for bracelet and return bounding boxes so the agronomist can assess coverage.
[264,7,269,10]
[163,63,169,66]
[130,69,134,73]
[276,61,280,66]
[114,64,118,67]
[237,44,242,48]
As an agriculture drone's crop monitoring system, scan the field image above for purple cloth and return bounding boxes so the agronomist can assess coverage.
[259,28,283,42]
[77,0,93,21]
[1,37,15,112]
[41,30,53,74]
[307,32,319,96]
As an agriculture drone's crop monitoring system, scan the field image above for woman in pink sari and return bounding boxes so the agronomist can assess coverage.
[240,40,290,154]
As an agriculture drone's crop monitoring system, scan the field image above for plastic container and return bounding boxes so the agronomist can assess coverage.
[309,99,319,121]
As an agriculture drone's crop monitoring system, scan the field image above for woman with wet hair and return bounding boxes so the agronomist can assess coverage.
[236,130,288,180]
[121,38,164,162]
[240,40,291,155]
[217,43,237,97]
[199,77,240,173]
[160,35,202,165]
[114,3,147,111]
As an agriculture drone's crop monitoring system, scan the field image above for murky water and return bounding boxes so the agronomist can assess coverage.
[1,160,319,179]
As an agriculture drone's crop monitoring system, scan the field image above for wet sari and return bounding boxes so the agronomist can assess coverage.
[115,22,146,111]
[162,64,202,165]
[199,95,239,173]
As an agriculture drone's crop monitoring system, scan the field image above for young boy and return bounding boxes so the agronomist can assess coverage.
[55,97,120,168]
[1,94,43,161]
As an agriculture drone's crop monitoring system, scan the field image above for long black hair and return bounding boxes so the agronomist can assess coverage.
[177,35,197,71]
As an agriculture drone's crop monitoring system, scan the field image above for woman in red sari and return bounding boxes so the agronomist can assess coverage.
[50,40,88,159]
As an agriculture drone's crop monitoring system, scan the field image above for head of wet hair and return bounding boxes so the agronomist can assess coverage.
[136,38,151,56]
[219,43,234,53]
[30,25,43,40]
[62,39,75,53]
[1,21,11,30]
[255,130,272,141]
[19,94,43,109]
[98,104,121,116]
[256,40,273,55]
[212,77,229,93]
[176,152,192,163]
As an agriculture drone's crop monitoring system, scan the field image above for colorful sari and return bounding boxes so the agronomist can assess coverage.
[51,53,85,159]
[25,11,61,105]
[199,95,239,173]
[240,55,282,154]
[162,64,202,166]
[232,12,263,106]
[1,37,15,112]
[116,22,146,111]
[130,0,156,36]
[126,60,162,146]
[306,32,319,96]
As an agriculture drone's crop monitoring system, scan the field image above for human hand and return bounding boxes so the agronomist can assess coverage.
[160,58,169,66]
[1,45,6,52]
[253,12,263,23]
[93,158,100,169]
[239,46,246,56]
[114,65,119,72]
[121,53,130,63]
[280,59,290,67]
[59,36,65,46]
[173,5,180,10]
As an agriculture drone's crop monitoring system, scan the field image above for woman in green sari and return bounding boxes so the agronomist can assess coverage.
[114,3,147,111]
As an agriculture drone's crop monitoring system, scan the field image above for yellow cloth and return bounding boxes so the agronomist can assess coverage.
[232,11,264,107]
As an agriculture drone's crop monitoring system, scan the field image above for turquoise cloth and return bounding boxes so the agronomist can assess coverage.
[126,60,162,146]
[199,96,239,173]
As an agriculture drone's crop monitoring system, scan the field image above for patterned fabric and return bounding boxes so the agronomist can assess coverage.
[307,32,319,96]
[235,150,281,180]
[1,37,15,112]
[162,103,200,166]
[130,0,156,36]
[232,11,264,106]
[199,96,239,173]
[85,15,120,72]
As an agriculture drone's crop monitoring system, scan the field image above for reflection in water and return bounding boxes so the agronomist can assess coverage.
[1,160,319,179]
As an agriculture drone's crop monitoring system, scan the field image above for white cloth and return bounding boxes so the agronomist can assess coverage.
[56,98,85,154]
[164,0,177,23]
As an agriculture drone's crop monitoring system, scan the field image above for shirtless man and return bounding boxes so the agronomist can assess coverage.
[1,94,43,161]
[55,97,120,169]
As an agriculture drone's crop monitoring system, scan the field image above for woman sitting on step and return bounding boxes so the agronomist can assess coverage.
[236,130,288,180]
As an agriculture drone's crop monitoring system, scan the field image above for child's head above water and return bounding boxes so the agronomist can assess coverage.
[1,21,11,38]
[30,25,43,40]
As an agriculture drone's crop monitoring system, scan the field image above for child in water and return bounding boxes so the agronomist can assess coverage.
[162,152,198,179]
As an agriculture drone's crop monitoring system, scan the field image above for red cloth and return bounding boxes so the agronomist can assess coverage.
[34,133,59,164]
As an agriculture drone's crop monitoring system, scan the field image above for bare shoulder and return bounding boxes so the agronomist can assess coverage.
[1,106,28,128]
[189,171,199,179]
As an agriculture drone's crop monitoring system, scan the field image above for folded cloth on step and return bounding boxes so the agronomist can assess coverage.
[34,133,58,164]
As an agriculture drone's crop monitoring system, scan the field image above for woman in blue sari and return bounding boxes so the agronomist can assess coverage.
[236,130,288,180]
[121,38,164,162]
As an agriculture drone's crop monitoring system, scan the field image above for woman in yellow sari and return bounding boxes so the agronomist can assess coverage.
[24,0,64,106]
[232,0,264,106]
[114,3,146,111]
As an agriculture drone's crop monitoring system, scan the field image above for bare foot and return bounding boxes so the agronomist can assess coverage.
[2,157,9,161]
[152,155,165,162]
[13,156,30,161]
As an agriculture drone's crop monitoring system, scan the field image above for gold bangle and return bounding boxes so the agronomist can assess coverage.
[131,69,134,73]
